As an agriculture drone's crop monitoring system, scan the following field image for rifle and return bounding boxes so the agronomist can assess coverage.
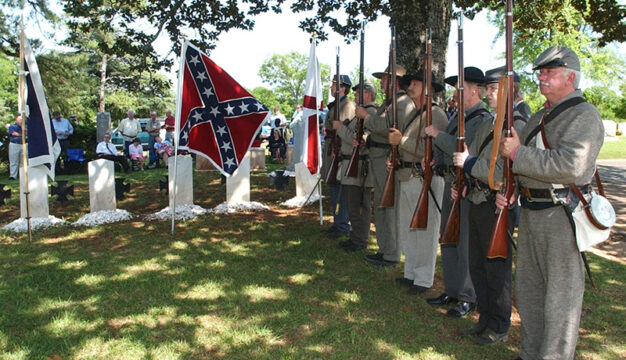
[378,27,398,208]
[345,23,365,178]
[486,0,515,259]
[323,47,342,184]
[440,14,465,246]
[410,29,433,229]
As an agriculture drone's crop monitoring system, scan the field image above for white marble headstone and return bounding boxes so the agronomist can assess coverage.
[227,151,250,204]
[19,165,49,218]
[295,162,319,197]
[88,159,116,212]
[169,155,193,206]
[249,147,266,171]
[602,120,617,137]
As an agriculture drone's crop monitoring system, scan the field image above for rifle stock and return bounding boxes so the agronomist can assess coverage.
[487,0,515,259]
[440,15,465,246]
[346,23,365,178]
[324,47,342,184]
[410,29,433,229]
[378,27,398,208]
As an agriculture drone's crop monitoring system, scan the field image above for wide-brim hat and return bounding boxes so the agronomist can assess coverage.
[444,66,485,86]
[332,74,352,86]
[532,45,580,71]
[352,80,377,98]
[402,71,445,92]
[484,66,521,84]
[372,64,407,79]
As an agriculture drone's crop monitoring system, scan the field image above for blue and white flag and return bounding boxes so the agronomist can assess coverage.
[22,33,60,180]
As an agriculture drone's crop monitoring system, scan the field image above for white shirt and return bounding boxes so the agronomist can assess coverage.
[96,141,118,155]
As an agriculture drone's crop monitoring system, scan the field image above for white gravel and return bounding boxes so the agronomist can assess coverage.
[281,194,323,208]
[145,204,210,221]
[2,216,66,233]
[73,209,133,227]
[211,201,269,214]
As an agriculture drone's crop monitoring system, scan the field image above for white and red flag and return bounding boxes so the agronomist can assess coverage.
[175,41,269,176]
[300,40,322,175]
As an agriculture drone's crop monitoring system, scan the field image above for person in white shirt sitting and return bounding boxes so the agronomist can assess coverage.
[96,133,130,173]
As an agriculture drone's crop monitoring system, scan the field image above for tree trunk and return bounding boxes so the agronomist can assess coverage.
[389,0,453,101]
[99,54,107,112]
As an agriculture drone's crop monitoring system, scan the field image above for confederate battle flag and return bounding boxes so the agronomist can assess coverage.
[175,41,269,176]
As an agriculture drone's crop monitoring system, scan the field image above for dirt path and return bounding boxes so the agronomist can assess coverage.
[589,160,625,263]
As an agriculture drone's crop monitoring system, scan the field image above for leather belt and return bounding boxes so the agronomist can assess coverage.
[434,164,455,176]
[470,178,491,192]
[342,154,369,160]
[401,161,422,170]
[369,141,390,149]
[520,185,590,202]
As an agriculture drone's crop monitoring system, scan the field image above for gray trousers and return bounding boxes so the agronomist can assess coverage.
[517,205,584,360]
[439,182,476,302]
[397,176,444,288]
[371,155,399,261]
[9,142,23,178]
[344,184,372,247]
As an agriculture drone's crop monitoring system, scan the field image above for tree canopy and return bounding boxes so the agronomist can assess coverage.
[258,51,331,115]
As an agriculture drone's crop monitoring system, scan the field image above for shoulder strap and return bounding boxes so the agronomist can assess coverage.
[478,130,494,156]
[524,97,586,146]
[514,114,527,123]
[538,105,607,230]
[402,109,422,133]
[448,108,491,134]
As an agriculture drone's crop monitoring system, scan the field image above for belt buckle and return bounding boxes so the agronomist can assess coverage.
[549,188,562,204]
[521,187,532,201]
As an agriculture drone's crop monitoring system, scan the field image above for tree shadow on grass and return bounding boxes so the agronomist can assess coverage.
[0,168,623,359]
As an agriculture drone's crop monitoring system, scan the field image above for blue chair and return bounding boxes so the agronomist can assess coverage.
[66,148,86,173]
[67,148,85,163]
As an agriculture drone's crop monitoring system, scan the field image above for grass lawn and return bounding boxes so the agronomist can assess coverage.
[0,161,624,359]
[599,135,626,160]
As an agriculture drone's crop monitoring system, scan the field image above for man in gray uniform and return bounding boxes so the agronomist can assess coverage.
[498,46,604,360]
[387,71,448,293]
[452,67,526,345]
[424,67,492,316]
[355,65,406,266]
[322,75,355,239]
[335,81,377,251]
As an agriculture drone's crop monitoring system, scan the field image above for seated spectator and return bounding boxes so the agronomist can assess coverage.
[129,138,146,171]
[154,136,173,168]
[268,128,286,163]
[96,133,130,173]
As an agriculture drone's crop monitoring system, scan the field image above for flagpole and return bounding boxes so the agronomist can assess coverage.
[19,20,32,241]
[312,36,323,225]
[171,40,186,235]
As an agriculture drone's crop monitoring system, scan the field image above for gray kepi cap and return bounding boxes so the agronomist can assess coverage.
[332,74,352,87]
[484,66,521,84]
[532,45,580,71]
[352,80,377,98]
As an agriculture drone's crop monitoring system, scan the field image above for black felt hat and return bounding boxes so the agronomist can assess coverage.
[402,70,445,93]
[444,66,485,86]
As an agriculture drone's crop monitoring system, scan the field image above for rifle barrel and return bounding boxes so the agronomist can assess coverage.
[441,14,465,245]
